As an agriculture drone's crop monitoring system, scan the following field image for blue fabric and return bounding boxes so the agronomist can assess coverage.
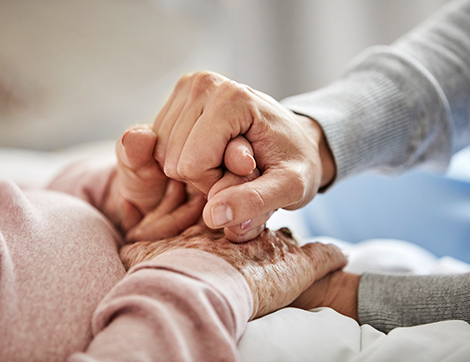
[302,152,470,263]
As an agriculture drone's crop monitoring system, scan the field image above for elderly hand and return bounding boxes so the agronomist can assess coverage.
[152,70,336,242]
[120,225,347,319]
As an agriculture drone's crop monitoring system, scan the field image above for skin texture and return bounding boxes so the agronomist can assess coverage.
[120,225,347,320]
[101,124,257,242]
[95,123,351,321]
[290,270,360,322]
[151,70,336,242]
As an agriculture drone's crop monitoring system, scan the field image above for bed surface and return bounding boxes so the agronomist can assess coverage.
[1,142,469,362]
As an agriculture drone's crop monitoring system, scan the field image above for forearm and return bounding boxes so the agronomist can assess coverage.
[68,249,252,362]
[359,272,470,333]
[282,0,470,183]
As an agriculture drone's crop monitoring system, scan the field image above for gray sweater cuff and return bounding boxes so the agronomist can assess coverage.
[282,46,452,184]
[358,272,470,333]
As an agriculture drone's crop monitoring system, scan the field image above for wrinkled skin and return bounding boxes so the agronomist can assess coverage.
[120,225,347,320]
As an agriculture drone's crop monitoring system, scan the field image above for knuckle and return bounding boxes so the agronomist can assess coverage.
[176,159,200,181]
[175,72,193,90]
[163,163,179,180]
[190,71,220,99]
[215,80,249,102]
[284,171,308,206]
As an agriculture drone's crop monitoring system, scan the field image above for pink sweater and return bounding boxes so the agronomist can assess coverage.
[0,161,252,362]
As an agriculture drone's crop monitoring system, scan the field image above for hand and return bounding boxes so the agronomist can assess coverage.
[289,270,361,322]
[102,125,169,233]
[153,71,335,242]
[120,226,347,319]
[102,124,255,241]
[125,179,206,243]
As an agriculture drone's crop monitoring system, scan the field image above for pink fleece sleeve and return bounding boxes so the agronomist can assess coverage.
[46,158,116,211]
[68,249,253,362]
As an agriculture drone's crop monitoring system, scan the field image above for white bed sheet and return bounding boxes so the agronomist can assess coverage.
[2,143,469,362]
[239,235,470,362]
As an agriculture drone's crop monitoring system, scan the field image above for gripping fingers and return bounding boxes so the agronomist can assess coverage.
[203,169,305,229]
[223,209,274,243]
[116,124,168,214]
[224,135,256,177]
[117,125,157,170]
[125,179,185,242]
[153,72,229,185]
[126,192,206,243]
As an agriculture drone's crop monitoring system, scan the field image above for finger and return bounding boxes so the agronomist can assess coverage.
[117,124,156,170]
[116,125,168,214]
[301,242,348,280]
[203,166,310,229]
[171,80,255,194]
[223,208,274,242]
[153,96,188,166]
[206,167,268,242]
[208,167,260,200]
[224,135,256,177]
[119,198,144,232]
[125,179,186,242]
[126,193,206,243]
[162,72,228,180]
[161,103,204,180]
[152,72,198,137]
[146,179,187,219]
[223,223,266,243]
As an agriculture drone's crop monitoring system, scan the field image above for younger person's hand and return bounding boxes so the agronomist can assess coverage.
[152,71,336,242]
[289,270,361,322]
[103,124,258,242]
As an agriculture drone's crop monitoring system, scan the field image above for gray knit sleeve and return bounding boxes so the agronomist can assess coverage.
[358,273,470,333]
[282,0,470,183]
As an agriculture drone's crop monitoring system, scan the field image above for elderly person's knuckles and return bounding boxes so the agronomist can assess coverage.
[301,242,346,275]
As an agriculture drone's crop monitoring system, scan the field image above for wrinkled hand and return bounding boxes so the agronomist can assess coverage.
[120,225,347,319]
[153,70,335,242]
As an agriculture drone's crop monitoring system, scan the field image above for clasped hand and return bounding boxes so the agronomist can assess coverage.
[152,70,336,242]
[97,72,346,320]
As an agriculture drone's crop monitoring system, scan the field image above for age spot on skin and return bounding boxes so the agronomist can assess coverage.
[278,227,294,240]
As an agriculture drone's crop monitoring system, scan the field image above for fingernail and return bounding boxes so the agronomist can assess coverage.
[211,204,233,227]
[244,150,256,171]
[121,130,131,146]
[240,219,251,229]
[340,248,350,259]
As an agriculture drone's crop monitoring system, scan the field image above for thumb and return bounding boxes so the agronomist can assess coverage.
[224,135,256,177]
[202,168,310,229]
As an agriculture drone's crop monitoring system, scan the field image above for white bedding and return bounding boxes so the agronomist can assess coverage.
[239,235,470,362]
[2,143,469,362]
